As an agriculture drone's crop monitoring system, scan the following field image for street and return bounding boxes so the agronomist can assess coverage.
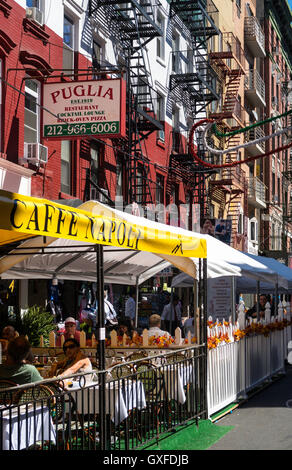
[208,365,292,450]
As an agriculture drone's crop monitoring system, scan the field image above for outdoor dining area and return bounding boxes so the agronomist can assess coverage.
[0,189,292,450]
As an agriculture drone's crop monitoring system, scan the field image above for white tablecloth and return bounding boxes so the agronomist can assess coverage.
[162,364,195,404]
[68,380,146,425]
[1,405,56,450]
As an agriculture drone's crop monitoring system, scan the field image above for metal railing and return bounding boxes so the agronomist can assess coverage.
[244,16,265,53]
[244,69,266,103]
[247,175,266,203]
[0,345,206,451]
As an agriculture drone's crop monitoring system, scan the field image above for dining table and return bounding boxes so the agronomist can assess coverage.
[160,362,195,404]
[66,378,146,425]
[1,404,56,450]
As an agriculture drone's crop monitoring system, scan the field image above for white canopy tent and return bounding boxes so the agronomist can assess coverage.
[171,272,289,293]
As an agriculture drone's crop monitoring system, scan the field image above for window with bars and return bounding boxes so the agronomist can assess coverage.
[63,15,75,71]
[156,12,165,61]
[61,140,71,194]
[24,79,40,143]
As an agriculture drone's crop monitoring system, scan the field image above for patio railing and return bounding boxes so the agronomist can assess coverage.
[0,345,206,451]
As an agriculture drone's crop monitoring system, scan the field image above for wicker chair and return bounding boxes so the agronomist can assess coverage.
[165,352,185,364]
[126,350,148,363]
[135,361,166,441]
[110,362,134,380]
[0,379,19,405]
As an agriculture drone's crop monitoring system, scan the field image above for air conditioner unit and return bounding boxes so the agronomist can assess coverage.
[26,7,43,26]
[24,143,48,165]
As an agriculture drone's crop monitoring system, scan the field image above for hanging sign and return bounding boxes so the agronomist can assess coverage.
[42,78,126,139]
[0,190,207,259]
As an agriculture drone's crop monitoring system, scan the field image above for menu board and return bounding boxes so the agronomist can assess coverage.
[207,277,232,322]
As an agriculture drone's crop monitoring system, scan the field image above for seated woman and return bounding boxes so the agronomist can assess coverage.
[48,338,92,383]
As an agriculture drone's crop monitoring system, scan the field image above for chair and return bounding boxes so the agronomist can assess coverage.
[126,350,148,363]
[110,362,134,380]
[0,379,19,406]
[165,352,185,364]
[135,361,166,441]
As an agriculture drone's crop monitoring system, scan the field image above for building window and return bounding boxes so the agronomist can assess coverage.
[92,41,102,71]
[26,0,39,7]
[271,223,275,250]
[250,218,257,242]
[156,94,165,141]
[63,15,75,71]
[238,208,244,235]
[172,31,180,73]
[24,79,40,143]
[90,143,100,186]
[156,173,164,205]
[61,140,71,194]
[116,157,124,199]
[156,12,165,61]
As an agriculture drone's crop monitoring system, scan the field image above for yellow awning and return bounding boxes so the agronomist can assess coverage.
[0,189,207,259]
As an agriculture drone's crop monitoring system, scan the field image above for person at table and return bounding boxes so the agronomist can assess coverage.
[0,325,18,354]
[48,338,92,381]
[56,317,80,346]
[161,294,182,336]
[125,288,136,328]
[80,313,96,340]
[246,294,274,319]
[117,317,133,338]
[184,314,195,337]
[0,336,42,385]
[104,288,118,328]
[148,314,171,339]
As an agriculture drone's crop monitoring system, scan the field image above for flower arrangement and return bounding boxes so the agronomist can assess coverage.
[149,335,175,348]
[183,336,197,345]
[207,317,292,349]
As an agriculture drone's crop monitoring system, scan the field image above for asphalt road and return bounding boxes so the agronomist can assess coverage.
[208,365,292,450]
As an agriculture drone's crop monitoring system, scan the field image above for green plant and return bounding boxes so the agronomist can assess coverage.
[19,305,56,347]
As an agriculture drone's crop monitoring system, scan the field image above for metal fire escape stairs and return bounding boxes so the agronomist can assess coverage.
[88,0,163,207]
[208,33,247,246]
[168,0,221,220]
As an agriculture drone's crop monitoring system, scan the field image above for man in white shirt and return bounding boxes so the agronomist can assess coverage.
[104,289,118,327]
[125,289,136,327]
[161,294,182,336]
[148,314,170,338]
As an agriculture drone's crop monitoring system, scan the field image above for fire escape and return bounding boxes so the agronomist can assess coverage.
[207,32,248,248]
[88,0,164,206]
[168,0,221,222]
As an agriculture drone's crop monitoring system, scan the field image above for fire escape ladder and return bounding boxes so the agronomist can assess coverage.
[168,0,220,220]
[88,0,163,207]
[222,70,242,114]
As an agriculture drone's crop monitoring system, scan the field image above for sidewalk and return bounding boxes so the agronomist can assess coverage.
[208,364,292,450]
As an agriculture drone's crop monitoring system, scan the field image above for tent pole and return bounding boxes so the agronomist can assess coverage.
[95,244,106,450]
[135,275,139,329]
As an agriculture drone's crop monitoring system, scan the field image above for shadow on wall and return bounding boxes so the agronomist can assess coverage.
[6,116,20,164]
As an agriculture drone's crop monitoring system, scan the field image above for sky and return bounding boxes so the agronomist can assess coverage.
[289,0,292,10]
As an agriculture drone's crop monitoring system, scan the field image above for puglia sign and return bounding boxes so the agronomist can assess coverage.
[42,78,126,139]
[0,190,207,259]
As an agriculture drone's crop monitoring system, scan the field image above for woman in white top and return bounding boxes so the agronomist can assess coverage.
[49,338,93,382]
